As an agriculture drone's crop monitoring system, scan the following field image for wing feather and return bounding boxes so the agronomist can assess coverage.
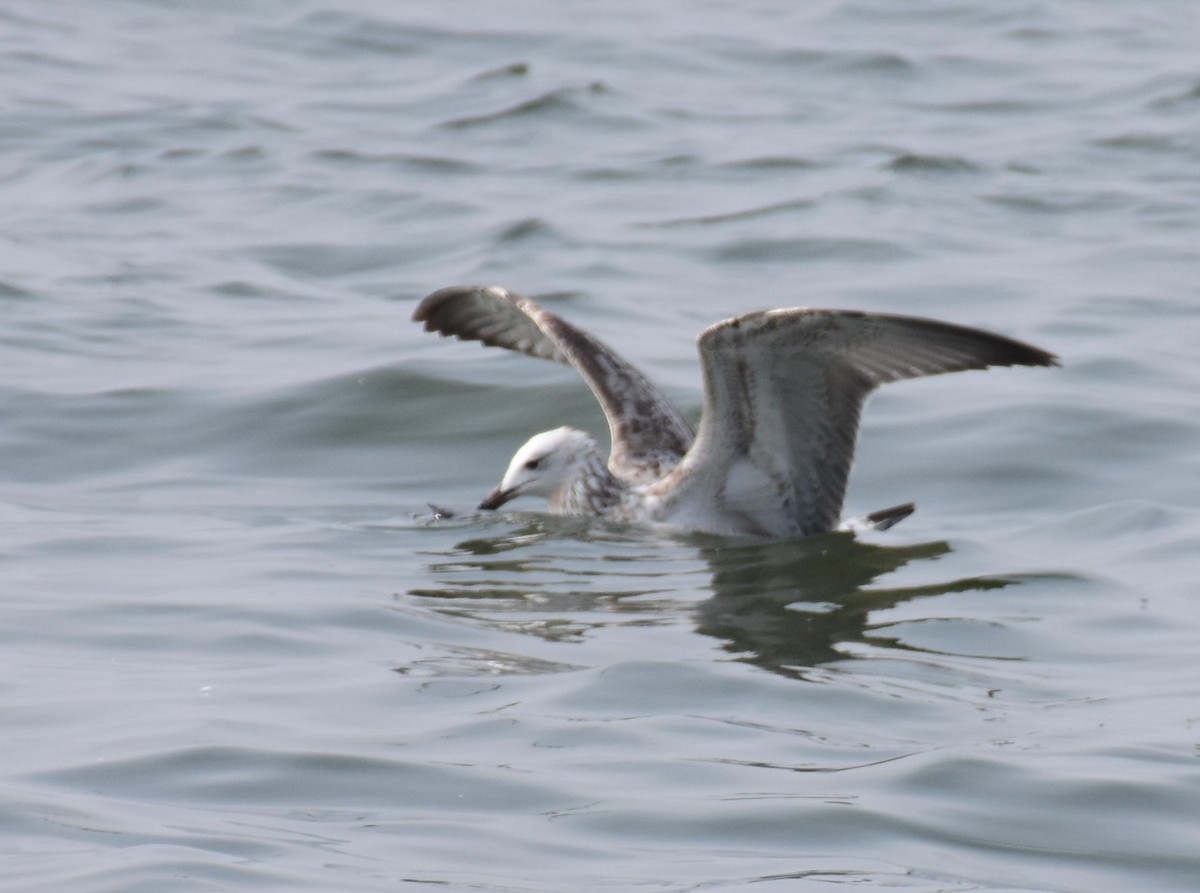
[413,286,694,482]
[652,308,1058,537]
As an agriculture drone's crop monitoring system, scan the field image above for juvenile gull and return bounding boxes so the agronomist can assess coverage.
[414,286,1058,539]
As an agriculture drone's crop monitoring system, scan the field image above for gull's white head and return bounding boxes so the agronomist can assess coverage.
[478,427,597,510]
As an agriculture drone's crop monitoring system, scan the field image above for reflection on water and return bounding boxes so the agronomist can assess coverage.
[694,535,1011,677]
[408,519,1016,678]
[406,517,687,644]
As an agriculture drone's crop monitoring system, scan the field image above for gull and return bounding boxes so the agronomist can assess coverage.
[414,286,1058,539]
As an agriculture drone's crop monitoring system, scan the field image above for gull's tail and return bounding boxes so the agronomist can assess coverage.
[839,501,916,533]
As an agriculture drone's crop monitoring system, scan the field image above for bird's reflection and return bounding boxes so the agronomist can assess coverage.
[407,515,1015,678]
[693,535,1009,677]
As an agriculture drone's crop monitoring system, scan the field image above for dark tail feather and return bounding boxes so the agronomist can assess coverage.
[865,501,916,531]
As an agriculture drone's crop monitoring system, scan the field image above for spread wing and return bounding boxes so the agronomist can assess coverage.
[413,286,693,482]
[651,308,1059,538]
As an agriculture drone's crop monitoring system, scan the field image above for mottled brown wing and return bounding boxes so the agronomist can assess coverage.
[413,286,694,483]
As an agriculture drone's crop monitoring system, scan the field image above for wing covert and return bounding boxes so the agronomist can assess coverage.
[414,286,694,482]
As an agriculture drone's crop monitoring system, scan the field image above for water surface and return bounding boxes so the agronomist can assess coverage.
[4,1,1200,891]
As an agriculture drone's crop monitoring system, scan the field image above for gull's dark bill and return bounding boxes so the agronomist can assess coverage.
[478,486,517,510]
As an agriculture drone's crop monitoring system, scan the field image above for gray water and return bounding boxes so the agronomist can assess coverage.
[4,1,1200,891]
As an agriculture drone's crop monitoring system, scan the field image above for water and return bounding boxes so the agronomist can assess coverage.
[4,1,1200,891]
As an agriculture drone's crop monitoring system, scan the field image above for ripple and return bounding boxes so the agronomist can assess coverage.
[703,39,916,77]
[637,198,816,228]
[469,61,532,82]
[983,190,1135,214]
[394,644,585,678]
[0,280,36,299]
[439,83,615,130]
[494,217,572,245]
[712,236,913,263]
[719,155,822,171]
[313,148,482,174]
[884,152,982,174]
[1093,131,1195,154]
[250,241,419,278]
[39,744,566,810]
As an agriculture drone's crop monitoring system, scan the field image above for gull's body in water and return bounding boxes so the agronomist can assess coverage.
[414,286,1058,539]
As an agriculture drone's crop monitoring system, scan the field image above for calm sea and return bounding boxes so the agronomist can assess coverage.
[3,1,1200,891]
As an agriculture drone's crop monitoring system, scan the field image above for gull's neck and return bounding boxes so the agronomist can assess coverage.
[550,447,626,515]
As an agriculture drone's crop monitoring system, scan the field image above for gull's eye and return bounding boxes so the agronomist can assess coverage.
[524,458,541,471]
